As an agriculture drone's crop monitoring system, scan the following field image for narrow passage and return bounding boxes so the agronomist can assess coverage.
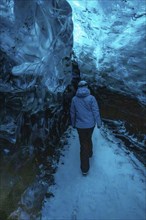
[41,127,146,220]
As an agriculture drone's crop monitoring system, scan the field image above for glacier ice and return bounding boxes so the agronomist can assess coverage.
[67,0,146,103]
[0,0,73,92]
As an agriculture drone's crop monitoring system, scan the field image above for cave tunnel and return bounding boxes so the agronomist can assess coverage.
[0,0,146,219]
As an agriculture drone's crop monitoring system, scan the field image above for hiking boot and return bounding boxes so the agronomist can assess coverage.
[82,172,88,176]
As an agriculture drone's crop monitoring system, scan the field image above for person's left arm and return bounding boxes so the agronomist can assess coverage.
[70,98,76,128]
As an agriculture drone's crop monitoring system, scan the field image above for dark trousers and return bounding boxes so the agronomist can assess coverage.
[77,127,94,173]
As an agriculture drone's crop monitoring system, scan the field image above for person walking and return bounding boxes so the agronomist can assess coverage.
[70,80,102,176]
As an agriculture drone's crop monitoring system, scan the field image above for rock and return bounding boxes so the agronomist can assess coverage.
[19,181,48,214]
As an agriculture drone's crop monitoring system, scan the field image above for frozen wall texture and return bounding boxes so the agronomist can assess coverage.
[0,0,73,92]
[0,0,73,144]
[68,0,146,103]
[0,1,73,218]
[1,0,145,103]
[0,0,145,147]
[0,1,146,219]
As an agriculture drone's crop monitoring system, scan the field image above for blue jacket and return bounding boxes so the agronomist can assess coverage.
[70,87,102,128]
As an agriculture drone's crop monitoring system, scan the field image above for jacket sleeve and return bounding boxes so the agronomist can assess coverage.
[91,96,102,127]
[70,98,76,127]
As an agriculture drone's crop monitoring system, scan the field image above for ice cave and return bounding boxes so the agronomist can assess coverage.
[0,0,146,219]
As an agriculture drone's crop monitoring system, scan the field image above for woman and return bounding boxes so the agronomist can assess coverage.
[70,80,102,175]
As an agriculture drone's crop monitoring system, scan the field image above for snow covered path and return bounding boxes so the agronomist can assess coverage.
[41,127,146,220]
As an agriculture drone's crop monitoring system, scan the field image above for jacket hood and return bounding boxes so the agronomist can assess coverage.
[76,87,90,98]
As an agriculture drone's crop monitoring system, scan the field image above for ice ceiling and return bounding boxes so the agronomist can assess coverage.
[67,0,146,103]
[0,0,146,102]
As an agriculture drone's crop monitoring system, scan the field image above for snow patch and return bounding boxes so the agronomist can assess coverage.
[41,126,146,220]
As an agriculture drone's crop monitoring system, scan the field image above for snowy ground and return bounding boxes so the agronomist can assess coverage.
[41,126,146,220]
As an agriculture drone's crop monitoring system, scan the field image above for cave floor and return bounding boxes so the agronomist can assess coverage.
[41,126,146,220]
